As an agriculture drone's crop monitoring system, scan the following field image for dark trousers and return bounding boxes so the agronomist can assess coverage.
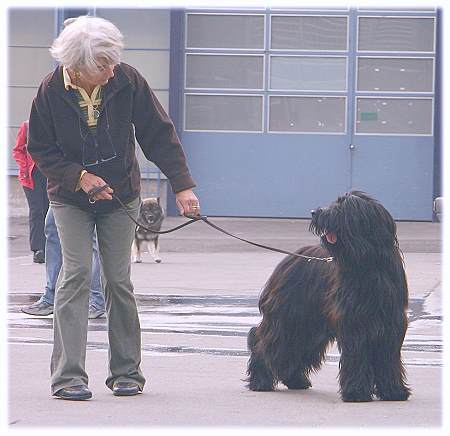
[22,167,49,252]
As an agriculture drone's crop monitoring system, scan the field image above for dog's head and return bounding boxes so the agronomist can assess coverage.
[139,197,164,229]
[309,191,399,263]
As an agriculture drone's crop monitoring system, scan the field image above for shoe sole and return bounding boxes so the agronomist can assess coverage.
[21,310,53,316]
[113,389,141,397]
[88,312,105,319]
[54,393,92,401]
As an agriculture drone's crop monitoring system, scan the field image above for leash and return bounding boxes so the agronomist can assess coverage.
[88,185,333,262]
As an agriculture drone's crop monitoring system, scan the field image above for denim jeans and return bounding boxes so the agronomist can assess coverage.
[41,207,105,310]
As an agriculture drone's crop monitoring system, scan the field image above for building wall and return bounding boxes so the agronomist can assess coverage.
[178,7,440,220]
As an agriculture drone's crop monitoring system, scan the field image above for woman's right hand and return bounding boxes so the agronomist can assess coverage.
[79,172,114,201]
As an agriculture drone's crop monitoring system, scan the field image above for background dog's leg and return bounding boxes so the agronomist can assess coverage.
[148,237,162,263]
[132,239,142,263]
[246,327,276,391]
[373,344,411,401]
[338,336,375,402]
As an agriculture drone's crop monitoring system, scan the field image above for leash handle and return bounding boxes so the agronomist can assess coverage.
[87,184,111,204]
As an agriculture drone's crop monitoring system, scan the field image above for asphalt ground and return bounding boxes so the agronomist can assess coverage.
[5,215,444,430]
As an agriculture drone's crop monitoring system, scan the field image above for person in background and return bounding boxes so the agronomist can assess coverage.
[20,207,106,319]
[28,16,199,401]
[12,120,48,263]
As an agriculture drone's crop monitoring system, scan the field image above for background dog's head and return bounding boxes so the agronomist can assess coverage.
[309,191,399,263]
[138,197,164,231]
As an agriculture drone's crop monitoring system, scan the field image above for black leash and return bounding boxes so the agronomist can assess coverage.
[88,185,333,262]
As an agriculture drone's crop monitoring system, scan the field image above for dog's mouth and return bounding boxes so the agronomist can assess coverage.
[319,230,337,244]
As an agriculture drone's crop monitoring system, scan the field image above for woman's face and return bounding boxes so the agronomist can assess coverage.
[80,60,116,86]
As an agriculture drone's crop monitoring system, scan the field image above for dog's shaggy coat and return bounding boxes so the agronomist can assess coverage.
[247,191,411,402]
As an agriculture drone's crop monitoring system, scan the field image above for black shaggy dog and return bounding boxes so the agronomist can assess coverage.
[247,191,411,402]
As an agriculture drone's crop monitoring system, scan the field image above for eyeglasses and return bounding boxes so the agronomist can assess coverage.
[79,103,117,167]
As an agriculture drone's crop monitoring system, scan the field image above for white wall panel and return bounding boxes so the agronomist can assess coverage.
[121,50,170,89]
[9,87,37,126]
[9,8,55,46]
[96,9,170,49]
[9,47,54,87]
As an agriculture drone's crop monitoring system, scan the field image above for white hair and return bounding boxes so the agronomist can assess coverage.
[50,15,124,75]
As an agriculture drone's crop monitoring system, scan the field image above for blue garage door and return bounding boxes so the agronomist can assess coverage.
[180,8,437,220]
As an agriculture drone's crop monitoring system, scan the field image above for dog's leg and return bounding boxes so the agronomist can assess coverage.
[149,237,162,263]
[373,343,411,401]
[246,327,276,391]
[338,333,375,402]
[280,332,332,390]
[132,239,142,263]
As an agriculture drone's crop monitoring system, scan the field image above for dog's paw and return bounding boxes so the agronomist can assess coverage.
[134,259,142,263]
[155,258,162,263]
[376,387,411,401]
[283,377,312,390]
[246,378,276,392]
[341,391,373,402]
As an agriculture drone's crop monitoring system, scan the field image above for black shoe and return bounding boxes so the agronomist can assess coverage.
[112,381,141,396]
[33,250,45,264]
[54,385,92,401]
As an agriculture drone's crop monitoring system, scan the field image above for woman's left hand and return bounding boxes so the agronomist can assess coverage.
[175,189,200,216]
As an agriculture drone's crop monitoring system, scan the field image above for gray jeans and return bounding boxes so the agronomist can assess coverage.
[50,197,145,394]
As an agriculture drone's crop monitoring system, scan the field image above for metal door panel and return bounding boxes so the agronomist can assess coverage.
[182,132,349,217]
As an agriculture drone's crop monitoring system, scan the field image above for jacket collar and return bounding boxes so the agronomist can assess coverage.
[47,64,131,118]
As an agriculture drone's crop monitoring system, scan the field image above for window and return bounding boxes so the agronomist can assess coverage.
[358,17,435,52]
[270,56,347,91]
[185,94,263,132]
[269,96,346,133]
[186,14,265,49]
[356,98,433,135]
[186,54,264,90]
[357,57,434,93]
[271,15,348,51]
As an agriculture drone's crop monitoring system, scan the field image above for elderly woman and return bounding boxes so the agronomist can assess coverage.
[28,15,199,401]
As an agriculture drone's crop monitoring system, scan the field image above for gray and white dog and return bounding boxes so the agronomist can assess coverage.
[132,197,165,263]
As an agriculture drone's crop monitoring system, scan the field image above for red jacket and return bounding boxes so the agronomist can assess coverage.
[12,121,36,189]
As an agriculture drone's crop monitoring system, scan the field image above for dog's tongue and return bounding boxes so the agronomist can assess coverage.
[325,232,337,244]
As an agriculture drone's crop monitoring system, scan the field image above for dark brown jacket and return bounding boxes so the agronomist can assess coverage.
[28,63,195,212]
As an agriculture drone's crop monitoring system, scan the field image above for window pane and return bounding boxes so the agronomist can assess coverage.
[357,57,434,92]
[269,96,346,133]
[186,55,264,89]
[186,14,264,49]
[356,98,433,135]
[358,17,435,52]
[270,56,347,90]
[271,16,348,50]
[185,95,263,131]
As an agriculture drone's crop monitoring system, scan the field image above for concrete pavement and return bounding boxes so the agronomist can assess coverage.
[6,215,443,428]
